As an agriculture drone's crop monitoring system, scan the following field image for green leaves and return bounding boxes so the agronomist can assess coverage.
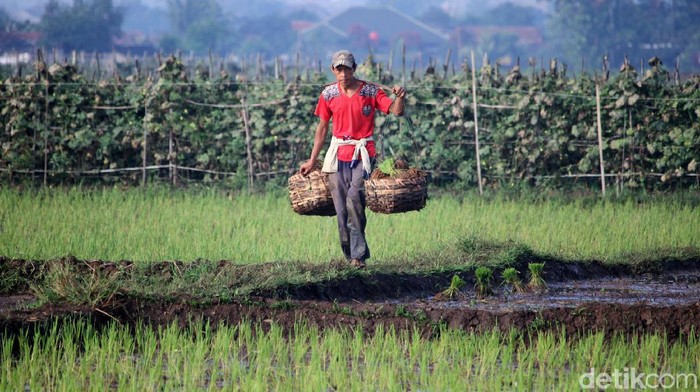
[0,55,698,191]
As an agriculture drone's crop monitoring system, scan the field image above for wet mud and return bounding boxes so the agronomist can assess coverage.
[2,259,700,338]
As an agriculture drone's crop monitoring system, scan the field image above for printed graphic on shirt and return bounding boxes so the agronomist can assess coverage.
[322,84,340,101]
[362,105,372,116]
[358,83,379,97]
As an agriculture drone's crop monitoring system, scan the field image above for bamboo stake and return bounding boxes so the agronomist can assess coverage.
[401,43,406,85]
[15,52,21,77]
[275,56,280,80]
[595,83,607,196]
[169,128,176,186]
[388,47,393,75]
[142,96,151,186]
[95,51,100,81]
[241,99,254,192]
[209,48,213,79]
[443,48,451,79]
[470,50,484,196]
[295,52,300,81]
[38,49,49,187]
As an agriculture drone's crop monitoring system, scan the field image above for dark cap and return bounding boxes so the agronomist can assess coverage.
[331,50,356,69]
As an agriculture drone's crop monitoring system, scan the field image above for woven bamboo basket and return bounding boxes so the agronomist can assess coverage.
[365,170,428,214]
[288,168,336,216]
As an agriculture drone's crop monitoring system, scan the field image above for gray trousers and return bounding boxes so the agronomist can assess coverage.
[328,160,373,261]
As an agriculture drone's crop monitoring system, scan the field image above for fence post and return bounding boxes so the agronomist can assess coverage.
[275,56,280,80]
[40,49,49,187]
[443,48,451,79]
[241,99,254,192]
[470,50,484,196]
[94,51,101,81]
[142,97,150,187]
[595,83,607,196]
[208,48,213,79]
[295,52,300,81]
[169,128,176,186]
[401,43,406,85]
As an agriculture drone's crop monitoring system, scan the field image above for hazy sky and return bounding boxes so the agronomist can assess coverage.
[2,0,551,16]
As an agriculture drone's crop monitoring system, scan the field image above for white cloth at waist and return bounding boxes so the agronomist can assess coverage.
[322,136,374,174]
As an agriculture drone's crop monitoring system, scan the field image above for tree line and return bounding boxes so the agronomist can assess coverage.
[2,1,700,72]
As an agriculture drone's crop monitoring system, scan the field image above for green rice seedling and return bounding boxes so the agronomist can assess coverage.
[4,319,700,391]
[527,262,547,293]
[2,188,700,266]
[377,157,398,177]
[440,274,465,300]
[475,266,493,298]
[501,267,525,293]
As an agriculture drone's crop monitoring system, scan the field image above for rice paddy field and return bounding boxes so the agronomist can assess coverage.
[2,320,700,391]
[2,187,700,390]
[1,187,699,264]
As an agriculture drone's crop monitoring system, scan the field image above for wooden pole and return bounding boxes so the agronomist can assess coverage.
[142,97,150,186]
[208,48,213,79]
[241,100,254,192]
[470,50,484,196]
[95,51,100,81]
[295,52,300,81]
[443,48,451,79]
[595,83,607,196]
[401,43,406,85]
[41,49,49,187]
[169,128,176,186]
[388,47,394,76]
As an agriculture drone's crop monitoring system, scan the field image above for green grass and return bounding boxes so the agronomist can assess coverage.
[2,320,698,391]
[1,187,699,264]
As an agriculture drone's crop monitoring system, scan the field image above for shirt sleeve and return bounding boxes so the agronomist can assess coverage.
[375,88,394,114]
[314,94,332,121]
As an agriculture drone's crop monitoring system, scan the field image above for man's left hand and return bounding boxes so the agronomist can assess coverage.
[391,85,406,98]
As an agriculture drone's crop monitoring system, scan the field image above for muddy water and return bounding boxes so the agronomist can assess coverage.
[418,271,700,311]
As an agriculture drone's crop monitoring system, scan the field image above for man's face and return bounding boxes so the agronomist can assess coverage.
[332,65,355,88]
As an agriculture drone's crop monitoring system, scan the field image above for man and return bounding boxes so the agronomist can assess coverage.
[300,50,406,269]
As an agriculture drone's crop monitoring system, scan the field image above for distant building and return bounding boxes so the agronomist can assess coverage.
[453,26,544,48]
[447,25,544,66]
[296,5,449,63]
[112,31,157,55]
[0,31,40,52]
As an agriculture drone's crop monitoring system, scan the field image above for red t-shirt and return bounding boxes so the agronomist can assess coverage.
[315,81,394,161]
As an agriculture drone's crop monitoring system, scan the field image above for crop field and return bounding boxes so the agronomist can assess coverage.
[2,320,699,391]
[2,187,700,390]
[1,187,699,263]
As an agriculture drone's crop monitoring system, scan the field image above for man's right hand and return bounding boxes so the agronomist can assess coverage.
[300,159,314,176]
